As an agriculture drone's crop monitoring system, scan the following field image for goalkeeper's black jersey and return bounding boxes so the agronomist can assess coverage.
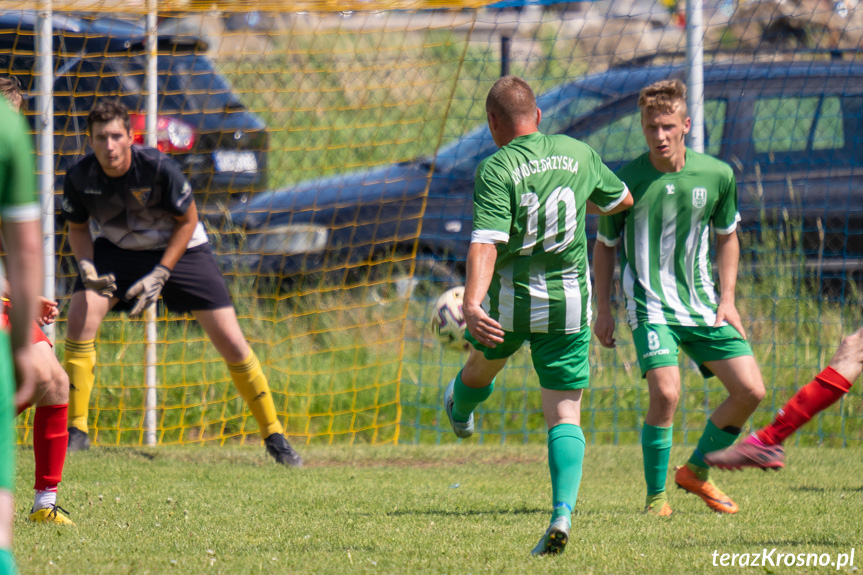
[62,145,207,251]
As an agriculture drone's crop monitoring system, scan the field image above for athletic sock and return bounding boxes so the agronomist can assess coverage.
[451,370,494,422]
[687,419,739,475]
[64,339,96,433]
[642,424,673,499]
[33,404,68,496]
[645,491,668,509]
[0,548,16,575]
[548,423,585,523]
[227,351,283,439]
[33,489,57,513]
[757,367,853,446]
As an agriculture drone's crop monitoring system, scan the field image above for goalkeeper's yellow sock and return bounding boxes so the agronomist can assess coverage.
[227,351,283,439]
[64,338,96,433]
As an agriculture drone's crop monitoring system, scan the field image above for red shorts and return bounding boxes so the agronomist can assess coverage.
[0,302,51,347]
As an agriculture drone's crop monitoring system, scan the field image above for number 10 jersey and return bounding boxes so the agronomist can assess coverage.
[472,131,628,334]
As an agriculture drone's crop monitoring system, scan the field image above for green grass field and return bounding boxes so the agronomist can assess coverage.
[11,444,863,574]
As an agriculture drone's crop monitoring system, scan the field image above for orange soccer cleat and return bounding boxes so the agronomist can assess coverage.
[644,501,674,517]
[674,465,739,514]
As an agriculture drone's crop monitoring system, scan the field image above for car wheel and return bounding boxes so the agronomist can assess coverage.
[367,253,463,304]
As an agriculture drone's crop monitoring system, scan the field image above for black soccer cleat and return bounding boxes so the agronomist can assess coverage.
[264,433,302,467]
[67,427,90,452]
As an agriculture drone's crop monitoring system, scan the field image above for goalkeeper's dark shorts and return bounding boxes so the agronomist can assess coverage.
[73,238,233,314]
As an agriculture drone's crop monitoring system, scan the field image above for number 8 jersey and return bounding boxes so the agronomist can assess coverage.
[472,131,629,334]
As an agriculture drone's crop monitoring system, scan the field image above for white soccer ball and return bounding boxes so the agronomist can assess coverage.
[430,286,469,351]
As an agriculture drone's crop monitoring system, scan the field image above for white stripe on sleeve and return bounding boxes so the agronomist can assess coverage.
[598,183,630,212]
[714,212,741,235]
[596,231,620,247]
[471,229,510,244]
[0,203,40,222]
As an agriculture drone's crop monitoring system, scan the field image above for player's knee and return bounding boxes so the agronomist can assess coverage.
[733,380,765,407]
[53,368,70,403]
[653,387,680,410]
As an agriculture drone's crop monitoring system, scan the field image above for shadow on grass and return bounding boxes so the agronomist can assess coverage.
[378,505,547,518]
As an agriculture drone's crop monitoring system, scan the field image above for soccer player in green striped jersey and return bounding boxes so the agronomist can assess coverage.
[442,76,633,556]
[0,92,42,575]
[593,79,765,516]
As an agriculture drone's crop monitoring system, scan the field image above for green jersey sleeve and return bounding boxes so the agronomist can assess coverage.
[472,156,512,244]
[712,164,740,235]
[586,147,628,213]
[597,210,626,247]
[0,104,37,222]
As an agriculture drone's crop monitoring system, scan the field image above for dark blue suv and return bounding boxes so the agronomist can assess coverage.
[0,11,267,206]
[213,57,863,290]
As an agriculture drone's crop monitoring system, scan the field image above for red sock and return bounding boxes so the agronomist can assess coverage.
[758,367,853,446]
[33,404,69,491]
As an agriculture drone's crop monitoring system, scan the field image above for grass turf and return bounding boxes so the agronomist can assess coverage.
[12,444,863,574]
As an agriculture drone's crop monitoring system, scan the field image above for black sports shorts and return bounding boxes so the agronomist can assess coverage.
[73,238,234,313]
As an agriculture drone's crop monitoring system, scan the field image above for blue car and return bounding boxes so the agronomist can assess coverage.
[213,57,863,290]
[0,11,267,205]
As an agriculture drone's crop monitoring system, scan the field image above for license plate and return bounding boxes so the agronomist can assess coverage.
[213,150,257,173]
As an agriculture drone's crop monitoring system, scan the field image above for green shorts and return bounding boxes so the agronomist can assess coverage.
[0,330,14,491]
[632,323,753,379]
[465,328,591,391]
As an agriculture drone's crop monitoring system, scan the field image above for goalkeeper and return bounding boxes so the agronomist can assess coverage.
[61,100,301,467]
[443,76,632,556]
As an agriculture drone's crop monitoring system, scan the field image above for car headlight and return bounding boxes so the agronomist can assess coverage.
[248,224,329,255]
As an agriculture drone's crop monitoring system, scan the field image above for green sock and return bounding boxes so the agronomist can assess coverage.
[642,424,673,501]
[548,423,585,523]
[687,419,740,477]
[645,492,668,509]
[0,548,17,575]
[451,370,494,422]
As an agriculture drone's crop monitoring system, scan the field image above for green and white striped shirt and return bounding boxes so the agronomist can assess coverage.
[597,149,740,329]
[472,131,628,334]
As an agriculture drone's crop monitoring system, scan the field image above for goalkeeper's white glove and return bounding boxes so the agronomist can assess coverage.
[125,265,171,317]
[78,259,117,297]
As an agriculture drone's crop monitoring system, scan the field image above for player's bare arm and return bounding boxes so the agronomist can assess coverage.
[713,230,746,339]
[592,240,617,348]
[463,242,504,348]
[4,218,42,409]
[67,221,95,263]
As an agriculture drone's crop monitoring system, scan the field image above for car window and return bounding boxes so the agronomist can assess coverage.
[582,109,645,164]
[703,99,727,157]
[433,85,608,173]
[750,95,853,170]
[121,54,243,113]
[753,97,818,153]
[581,99,727,165]
[812,96,844,151]
[541,96,604,136]
[753,96,845,153]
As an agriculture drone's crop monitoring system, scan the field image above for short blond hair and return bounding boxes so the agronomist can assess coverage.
[486,75,537,126]
[638,79,687,117]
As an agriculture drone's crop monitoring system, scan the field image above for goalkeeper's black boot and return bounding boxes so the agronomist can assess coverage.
[67,427,90,452]
[264,433,302,467]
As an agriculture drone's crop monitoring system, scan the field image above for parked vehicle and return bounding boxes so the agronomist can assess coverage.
[212,56,863,293]
[0,11,267,206]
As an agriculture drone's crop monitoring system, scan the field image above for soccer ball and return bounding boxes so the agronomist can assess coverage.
[431,286,469,351]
